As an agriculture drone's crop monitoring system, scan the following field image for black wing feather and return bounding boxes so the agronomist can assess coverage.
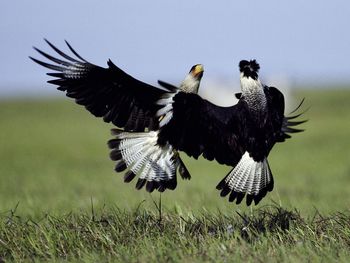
[264,86,307,143]
[31,40,170,131]
[158,92,244,166]
[64,40,88,62]
[44,39,80,63]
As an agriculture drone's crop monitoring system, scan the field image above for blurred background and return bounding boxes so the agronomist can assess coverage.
[2,0,350,101]
[0,0,349,216]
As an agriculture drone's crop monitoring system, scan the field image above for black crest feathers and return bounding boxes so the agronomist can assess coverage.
[239,60,260,80]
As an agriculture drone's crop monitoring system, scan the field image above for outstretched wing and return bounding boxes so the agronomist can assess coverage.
[30,39,170,131]
[156,90,245,166]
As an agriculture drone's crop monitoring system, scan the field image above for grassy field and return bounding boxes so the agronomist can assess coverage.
[0,89,350,262]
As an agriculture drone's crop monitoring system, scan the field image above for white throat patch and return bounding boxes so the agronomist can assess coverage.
[240,74,267,111]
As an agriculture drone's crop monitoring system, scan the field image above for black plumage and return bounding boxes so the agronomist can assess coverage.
[30,39,169,131]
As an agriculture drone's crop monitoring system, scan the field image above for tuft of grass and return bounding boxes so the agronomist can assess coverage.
[0,205,349,262]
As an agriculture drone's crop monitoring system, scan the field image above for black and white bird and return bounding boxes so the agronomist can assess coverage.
[31,40,306,206]
[30,39,204,192]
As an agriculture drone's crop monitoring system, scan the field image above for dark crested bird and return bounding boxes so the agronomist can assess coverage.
[110,60,306,205]
[30,39,204,192]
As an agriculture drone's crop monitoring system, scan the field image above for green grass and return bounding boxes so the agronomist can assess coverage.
[0,89,350,261]
[1,205,350,262]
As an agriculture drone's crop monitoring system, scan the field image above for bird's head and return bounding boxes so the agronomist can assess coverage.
[180,64,204,94]
[239,60,260,80]
[239,59,266,101]
[190,64,204,79]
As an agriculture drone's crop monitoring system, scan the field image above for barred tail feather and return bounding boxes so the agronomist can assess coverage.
[216,151,273,206]
[108,129,190,192]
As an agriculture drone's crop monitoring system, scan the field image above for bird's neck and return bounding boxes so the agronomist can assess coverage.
[240,75,267,114]
[179,75,199,94]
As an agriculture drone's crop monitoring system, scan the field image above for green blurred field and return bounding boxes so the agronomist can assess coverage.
[0,89,350,217]
[1,89,350,262]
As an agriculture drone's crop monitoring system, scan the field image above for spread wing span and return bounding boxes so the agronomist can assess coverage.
[30,39,171,131]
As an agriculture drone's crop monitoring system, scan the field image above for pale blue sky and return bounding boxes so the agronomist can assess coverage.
[1,0,349,96]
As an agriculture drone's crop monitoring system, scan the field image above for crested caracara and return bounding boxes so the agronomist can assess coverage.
[30,39,204,192]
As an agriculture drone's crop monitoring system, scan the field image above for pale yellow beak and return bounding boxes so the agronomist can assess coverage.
[192,64,204,77]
